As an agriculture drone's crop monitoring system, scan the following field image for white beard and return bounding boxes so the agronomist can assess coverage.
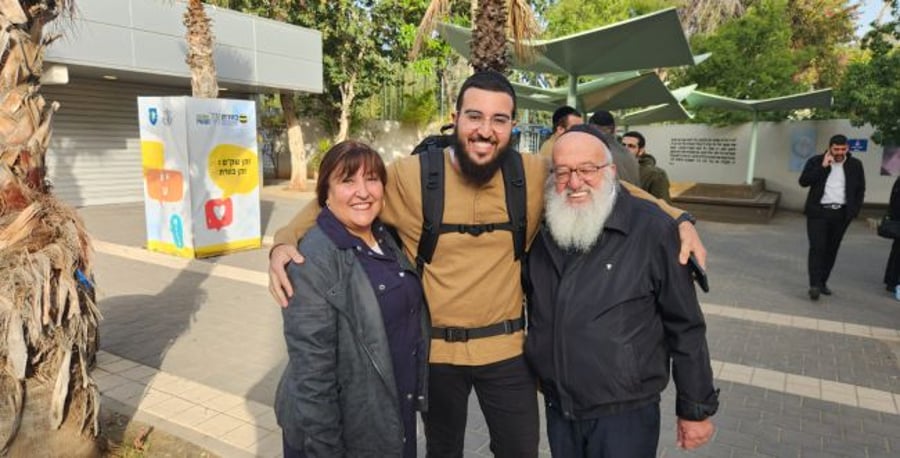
[543,171,618,253]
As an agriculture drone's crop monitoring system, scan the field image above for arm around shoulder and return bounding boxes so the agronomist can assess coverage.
[274,200,321,247]
[621,180,682,219]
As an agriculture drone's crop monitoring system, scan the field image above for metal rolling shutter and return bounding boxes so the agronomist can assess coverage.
[43,79,190,207]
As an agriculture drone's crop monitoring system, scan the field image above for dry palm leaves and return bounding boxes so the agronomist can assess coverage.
[0,174,100,453]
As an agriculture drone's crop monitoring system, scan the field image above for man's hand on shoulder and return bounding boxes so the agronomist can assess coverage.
[268,243,305,308]
[676,417,714,449]
[677,219,707,269]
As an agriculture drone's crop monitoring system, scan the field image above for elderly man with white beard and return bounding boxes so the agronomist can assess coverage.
[523,125,719,458]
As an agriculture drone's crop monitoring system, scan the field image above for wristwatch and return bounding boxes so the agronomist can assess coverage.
[676,212,697,225]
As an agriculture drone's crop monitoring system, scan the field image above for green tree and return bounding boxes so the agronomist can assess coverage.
[787,0,858,89]
[676,0,804,123]
[541,0,674,38]
[834,0,900,145]
[292,2,394,142]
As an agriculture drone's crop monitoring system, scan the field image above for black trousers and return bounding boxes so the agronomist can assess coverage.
[545,400,660,458]
[806,208,850,288]
[885,238,900,289]
[422,355,539,458]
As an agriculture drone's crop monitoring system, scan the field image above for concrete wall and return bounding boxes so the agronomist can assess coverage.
[279,118,894,211]
[629,119,892,209]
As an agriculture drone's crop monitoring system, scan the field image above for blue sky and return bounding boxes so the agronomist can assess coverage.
[856,0,890,35]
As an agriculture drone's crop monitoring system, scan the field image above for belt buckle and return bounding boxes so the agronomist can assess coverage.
[443,327,468,342]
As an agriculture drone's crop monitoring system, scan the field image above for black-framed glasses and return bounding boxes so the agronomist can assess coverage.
[552,163,611,184]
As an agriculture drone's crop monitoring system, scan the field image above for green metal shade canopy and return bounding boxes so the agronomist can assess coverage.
[436,8,694,75]
[511,71,682,115]
[619,85,697,125]
[436,7,697,109]
[685,89,833,184]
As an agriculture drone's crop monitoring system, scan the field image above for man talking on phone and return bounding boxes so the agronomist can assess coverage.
[799,134,866,301]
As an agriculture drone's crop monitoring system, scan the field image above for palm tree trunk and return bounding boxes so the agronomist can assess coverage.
[184,0,220,98]
[471,0,510,72]
[0,0,100,455]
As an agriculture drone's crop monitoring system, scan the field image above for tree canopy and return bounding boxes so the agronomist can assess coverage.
[834,0,900,145]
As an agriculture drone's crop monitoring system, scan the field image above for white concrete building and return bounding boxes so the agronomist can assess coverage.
[42,0,322,206]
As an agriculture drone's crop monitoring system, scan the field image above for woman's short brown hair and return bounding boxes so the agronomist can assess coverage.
[315,140,387,208]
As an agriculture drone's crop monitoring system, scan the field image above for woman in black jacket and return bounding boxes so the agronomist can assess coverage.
[884,176,900,300]
[275,141,429,457]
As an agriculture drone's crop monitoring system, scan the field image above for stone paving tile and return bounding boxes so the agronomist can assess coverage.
[194,412,245,438]
[220,423,273,449]
[706,315,900,393]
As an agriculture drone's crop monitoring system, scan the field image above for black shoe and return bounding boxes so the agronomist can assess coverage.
[821,286,832,295]
[808,287,820,301]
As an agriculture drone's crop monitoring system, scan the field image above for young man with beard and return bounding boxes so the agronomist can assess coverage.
[525,125,718,457]
[267,71,708,457]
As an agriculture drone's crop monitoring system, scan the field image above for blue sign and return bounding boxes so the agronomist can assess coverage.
[149,107,158,126]
[848,138,867,153]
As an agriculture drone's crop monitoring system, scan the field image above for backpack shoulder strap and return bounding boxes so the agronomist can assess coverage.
[416,143,445,272]
[501,151,527,261]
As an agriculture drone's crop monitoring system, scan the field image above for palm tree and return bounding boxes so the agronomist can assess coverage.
[184,0,220,97]
[0,0,101,455]
[412,0,540,73]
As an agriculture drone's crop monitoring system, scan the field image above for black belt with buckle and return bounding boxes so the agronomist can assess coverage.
[822,204,844,210]
[431,317,525,342]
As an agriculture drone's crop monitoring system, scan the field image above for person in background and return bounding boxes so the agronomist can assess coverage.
[884,176,900,300]
[798,134,865,301]
[539,105,582,159]
[622,130,671,203]
[275,141,428,458]
[586,110,640,185]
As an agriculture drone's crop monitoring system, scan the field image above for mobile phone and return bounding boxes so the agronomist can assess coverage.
[688,254,709,293]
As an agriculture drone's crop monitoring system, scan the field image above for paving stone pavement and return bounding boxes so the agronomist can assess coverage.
[77,187,900,458]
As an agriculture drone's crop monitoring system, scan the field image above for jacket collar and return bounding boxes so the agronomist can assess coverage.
[602,185,633,236]
[316,207,389,251]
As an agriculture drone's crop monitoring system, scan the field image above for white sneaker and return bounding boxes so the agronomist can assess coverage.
[895,285,900,301]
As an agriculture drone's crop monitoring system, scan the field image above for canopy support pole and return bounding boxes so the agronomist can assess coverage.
[746,111,759,185]
[567,74,579,112]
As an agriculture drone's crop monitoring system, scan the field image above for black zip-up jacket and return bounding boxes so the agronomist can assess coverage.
[524,190,718,421]
[799,153,865,220]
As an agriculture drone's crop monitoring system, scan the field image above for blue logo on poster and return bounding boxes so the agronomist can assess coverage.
[149,107,159,126]
[848,139,867,153]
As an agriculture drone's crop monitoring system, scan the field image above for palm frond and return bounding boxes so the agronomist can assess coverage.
[507,0,540,64]
[410,0,453,60]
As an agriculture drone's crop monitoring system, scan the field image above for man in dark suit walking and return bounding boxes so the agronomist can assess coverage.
[799,134,866,300]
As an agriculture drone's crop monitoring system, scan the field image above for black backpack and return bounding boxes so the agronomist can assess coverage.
[410,133,527,273]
